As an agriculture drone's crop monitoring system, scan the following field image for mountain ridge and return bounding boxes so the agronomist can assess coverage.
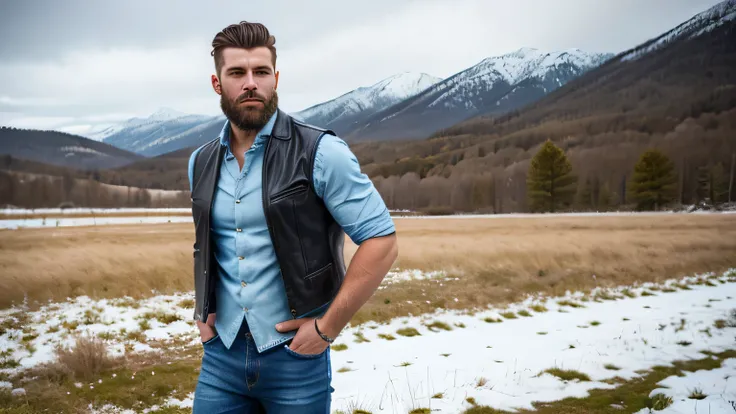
[292,72,442,135]
[343,47,613,141]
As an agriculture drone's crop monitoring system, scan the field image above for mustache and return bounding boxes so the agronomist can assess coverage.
[237,90,265,103]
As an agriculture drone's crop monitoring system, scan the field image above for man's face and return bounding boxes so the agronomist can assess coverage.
[213,46,280,132]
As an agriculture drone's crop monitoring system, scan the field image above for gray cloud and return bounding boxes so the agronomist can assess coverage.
[0,0,401,62]
[0,0,723,134]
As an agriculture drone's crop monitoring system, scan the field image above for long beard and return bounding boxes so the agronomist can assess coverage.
[220,89,279,133]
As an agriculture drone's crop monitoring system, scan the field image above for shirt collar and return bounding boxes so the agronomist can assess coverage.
[218,111,279,159]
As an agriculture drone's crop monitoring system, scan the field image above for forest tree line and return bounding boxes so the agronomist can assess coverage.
[370,137,735,214]
[362,102,736,214]
[0,170,190,209]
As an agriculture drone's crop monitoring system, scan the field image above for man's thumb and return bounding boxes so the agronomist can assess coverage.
[275,319,302,332]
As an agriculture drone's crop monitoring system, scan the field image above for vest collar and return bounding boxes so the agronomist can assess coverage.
[270,109,292,141]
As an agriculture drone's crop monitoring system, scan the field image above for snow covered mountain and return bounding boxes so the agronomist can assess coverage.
[292,72,442,135]
[345,48,612,141]
[96,108,221,157]
[619,0,735,62]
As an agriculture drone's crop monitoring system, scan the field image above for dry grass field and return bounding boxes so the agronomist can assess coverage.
[2,213,735,323]
[1,213,736,414]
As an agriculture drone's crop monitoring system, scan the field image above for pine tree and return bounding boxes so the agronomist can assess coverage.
[630,149,677,211]
[526,140,576,212]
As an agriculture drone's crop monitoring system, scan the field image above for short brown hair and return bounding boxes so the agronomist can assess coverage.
[211,21,277,76]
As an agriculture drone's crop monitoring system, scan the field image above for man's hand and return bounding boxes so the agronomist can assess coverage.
[197,312,217,343]
[275,318,330,355]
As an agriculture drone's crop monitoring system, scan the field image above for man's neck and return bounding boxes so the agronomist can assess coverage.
[229,123,258,153]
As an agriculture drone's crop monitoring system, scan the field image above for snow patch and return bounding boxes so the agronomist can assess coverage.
[59,146,107,156]
[636,359,736,413]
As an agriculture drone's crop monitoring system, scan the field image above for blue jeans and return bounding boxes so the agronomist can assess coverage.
[193,319,334,413]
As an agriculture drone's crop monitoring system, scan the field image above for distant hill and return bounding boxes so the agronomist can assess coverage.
[107,146,194,190]
[0,127,144,170]
[0,143,194,192]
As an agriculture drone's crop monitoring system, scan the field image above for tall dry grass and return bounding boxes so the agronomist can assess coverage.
[1,214,735,320]
[55,335,122,380]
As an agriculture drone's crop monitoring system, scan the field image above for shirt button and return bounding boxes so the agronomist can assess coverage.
[241,281,247,287]
[236,228,242,232]
[238,256,244,260]
[243,307,248,312]
[235,199,241,204]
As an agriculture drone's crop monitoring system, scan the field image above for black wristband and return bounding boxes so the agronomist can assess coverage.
[314,318,334,343]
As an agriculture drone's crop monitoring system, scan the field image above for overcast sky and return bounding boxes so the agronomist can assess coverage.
[0,0,722,135]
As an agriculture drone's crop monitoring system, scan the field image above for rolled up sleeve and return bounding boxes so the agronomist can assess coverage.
[313,134,395,245]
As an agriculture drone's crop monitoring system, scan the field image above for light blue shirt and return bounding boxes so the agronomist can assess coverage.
[188,112,395,352]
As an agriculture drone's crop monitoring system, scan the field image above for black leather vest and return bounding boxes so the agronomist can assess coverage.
[190,109,347,322]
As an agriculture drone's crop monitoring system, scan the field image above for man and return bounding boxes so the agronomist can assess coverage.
[187,21,399,413]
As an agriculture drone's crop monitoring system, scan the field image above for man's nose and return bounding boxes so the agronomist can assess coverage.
[242,72,257,90]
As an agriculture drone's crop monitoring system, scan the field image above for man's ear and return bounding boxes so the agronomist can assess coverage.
[211,74,221,94]
[274,71,280,90]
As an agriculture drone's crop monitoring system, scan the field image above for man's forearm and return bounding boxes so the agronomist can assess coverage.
[318,233,398,339]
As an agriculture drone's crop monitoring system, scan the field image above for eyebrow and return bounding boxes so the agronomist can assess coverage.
[227,65,272,73]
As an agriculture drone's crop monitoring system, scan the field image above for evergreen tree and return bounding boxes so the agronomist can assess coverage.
[527,140,576,212]
[630,149,677,211]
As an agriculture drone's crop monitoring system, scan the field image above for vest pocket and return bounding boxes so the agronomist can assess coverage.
[305,262,332,280]
[270,184,308,204]
[304,262,335,293]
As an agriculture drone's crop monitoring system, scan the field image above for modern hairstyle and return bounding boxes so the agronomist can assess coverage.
[211,21,277,75]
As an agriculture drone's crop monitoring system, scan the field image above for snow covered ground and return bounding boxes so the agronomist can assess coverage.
[636,358,736,413]
[326,270,736,413]
[0,269,452,372]
[1,269,734,412]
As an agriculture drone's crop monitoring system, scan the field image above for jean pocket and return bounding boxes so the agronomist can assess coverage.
[283,343,328,360]
[202,333,220,346]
